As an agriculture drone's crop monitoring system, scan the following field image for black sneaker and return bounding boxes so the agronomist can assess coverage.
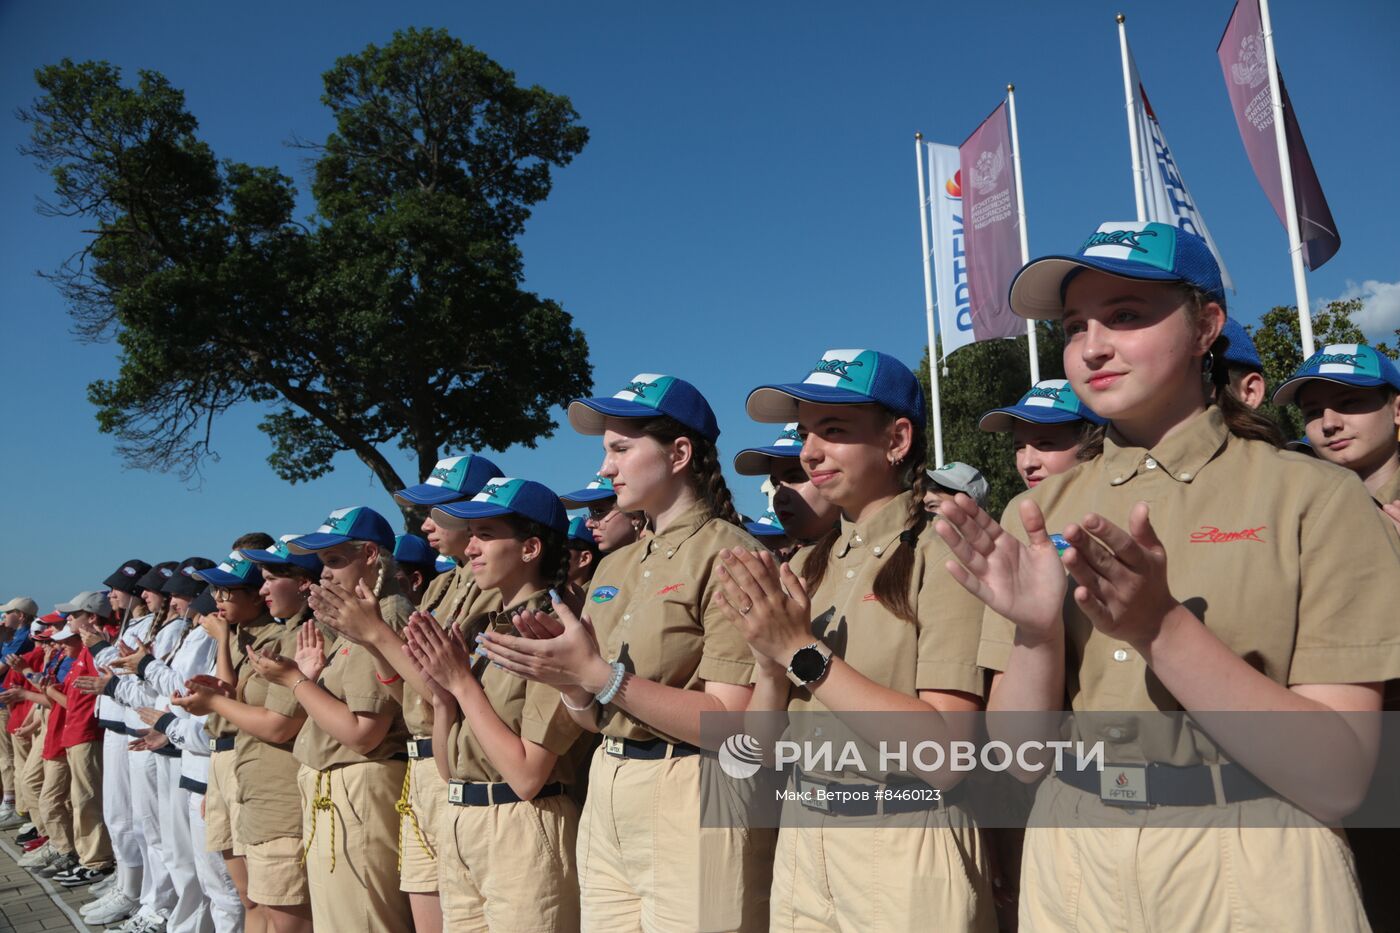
[58,865,112,887]
[15,825,39,845]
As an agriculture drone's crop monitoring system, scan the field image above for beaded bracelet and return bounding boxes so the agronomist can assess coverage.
[594,661,627,706]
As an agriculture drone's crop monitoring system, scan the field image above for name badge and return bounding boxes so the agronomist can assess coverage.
[604,736,626,757]
[1100,765,1150,807]
[447,780,464,804]
[797,777,831,812]
[406,740,423,759]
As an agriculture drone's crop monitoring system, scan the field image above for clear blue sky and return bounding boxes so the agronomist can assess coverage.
[3,0,1398,611]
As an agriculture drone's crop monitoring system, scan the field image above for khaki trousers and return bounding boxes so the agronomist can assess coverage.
[18,718,47,835]
[67,741,112,868]
[0,711,12,798]
[10,731,34,817]
[39,755,73,854]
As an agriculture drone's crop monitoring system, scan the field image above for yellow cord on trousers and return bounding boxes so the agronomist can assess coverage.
[302,769,336,873]
[395,761,434,871]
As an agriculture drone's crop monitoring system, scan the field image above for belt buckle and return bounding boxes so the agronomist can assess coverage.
[406,739,423,759]
[1100,764,1150,808]
[796,775,832,813]
[447,780,464,804]
[604,737,626,758]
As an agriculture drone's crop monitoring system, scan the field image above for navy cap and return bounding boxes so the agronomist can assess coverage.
[287,506,396,553]
[978,379,1107,433]
[566,516,598,550]
[559,474,617,509]
[242,536,324,574]
[568,374,720,442]
[1010,221,1226,320]
[163,557,216,598]
[392,534,438,568]
[1215,318,1262,372]
[433,478,568,535]
[195,551,265,589]
[394,454,504,507]
[743,511,787,539]
[747,349,926,428]
[103,559,152,594]
[1284,436,1315,456]
[734,423,804,475]
[135,561,180,594]
[1272,344,1400,407]
[188,590,217,617]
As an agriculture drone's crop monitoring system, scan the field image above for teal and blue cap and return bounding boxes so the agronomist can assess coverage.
[559,474,616,509]
[1010,221,1225,320]
[394,454,504,507]
[743,510,787,539]
[1272,344,1400,407]
[433,554,456,573]
[1215,318,1262,372]
[432,478,568,535]
[978,379,1107,433]
[195,551,265,589]
[392,534,437,568]
[1284,436,1315,456]
[566,516,598,550]
[287,506,396,553]
[242,536,323,573]
[568,374,720,442]
[747,349,926,428]
[734,423,804,476]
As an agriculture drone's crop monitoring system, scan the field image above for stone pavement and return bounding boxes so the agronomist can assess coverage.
[0,836,93,933]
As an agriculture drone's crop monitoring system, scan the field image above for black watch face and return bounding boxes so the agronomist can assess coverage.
[790,646,827,682]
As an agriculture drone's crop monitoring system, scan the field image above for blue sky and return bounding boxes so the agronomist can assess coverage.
[3,0,1398,611]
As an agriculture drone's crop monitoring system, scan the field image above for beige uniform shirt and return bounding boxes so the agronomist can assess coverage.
[979,407,1400,761]
[588,504,759,742]
[445,591,585,785]
[234,608,315,845]
[293,595,414,771]
[1373,467,1400,511]
[402,566,502,738]
[206,613,281,740]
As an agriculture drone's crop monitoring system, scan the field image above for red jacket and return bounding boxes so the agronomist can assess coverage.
[3,646,45,736]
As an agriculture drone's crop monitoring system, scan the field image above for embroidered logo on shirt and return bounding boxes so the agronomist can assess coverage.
[1049,534,1071,555]
[340,647,351,656]
[657,583,685,596]
[1189,525,1267,544]
[862,593,878,602]
[591,586,619,604]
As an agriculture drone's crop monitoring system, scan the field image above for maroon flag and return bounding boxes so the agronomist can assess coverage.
[958,103,1025,344]
[1218,0,1340,270]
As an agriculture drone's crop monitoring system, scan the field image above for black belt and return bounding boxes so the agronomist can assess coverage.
[153,744,182,759]
[212,736,236,752]
[406,738,433,759]
[1056,761,1273,808]
[602,736,702,760]
[447,780,563,807]
[178,776,208,795]
[99,719,127,735]
[793,770,954,816]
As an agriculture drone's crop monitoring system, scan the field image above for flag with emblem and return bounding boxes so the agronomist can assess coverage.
[958,103,1028,347]
[924,141,976,359]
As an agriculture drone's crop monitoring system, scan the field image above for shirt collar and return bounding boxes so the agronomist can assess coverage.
[1101,406,1229,488]
[643,502,711,562]
[836,492,915,559]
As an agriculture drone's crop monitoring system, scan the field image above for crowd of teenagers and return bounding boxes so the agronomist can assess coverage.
[2,220,1399,933]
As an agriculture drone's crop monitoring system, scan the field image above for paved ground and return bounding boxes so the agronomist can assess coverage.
[0,835,94,933]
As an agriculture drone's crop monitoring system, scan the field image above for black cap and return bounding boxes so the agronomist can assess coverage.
[103,559,152,594]
[163,557,216,598]
[135,561,180,594]
[188,590,217,617]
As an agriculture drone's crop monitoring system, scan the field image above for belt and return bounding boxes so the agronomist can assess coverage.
[99,719,127,735]
[153,744,182,759]
[602,736,702,760]
[1056,760,1273,808]
[406,738,433,759]
[178,776,208,795]
[447,780,564,807]
[212,736,236,752]
[793,770,953,816]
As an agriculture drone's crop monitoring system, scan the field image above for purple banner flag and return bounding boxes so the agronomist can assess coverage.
[1218,0,1340,270]
[958,103,1025,344]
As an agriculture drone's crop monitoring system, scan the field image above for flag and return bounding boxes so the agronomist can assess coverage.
[958,103,1025,348]
[925,142,974,360]
[1218,0,1340,270]
[1125,41,1235,291]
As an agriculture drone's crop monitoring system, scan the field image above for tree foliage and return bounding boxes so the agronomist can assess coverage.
[20,28,593,519]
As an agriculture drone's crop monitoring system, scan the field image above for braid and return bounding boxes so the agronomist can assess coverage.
[871,426,929,625]
[636,416,743,527]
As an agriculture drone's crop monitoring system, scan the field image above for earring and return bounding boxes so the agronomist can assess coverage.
[523,555,533,563]
[1202,351,1215,378]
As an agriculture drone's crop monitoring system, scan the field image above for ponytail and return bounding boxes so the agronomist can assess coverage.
[637,416,744,527]
[1180,284,1286,448]
[504,516,571,596]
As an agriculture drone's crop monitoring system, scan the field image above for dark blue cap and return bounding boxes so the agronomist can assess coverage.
[287,506,396,553]
[1216,318,1262,372]
[566,516,598,550]
[558,475,617,509]
[432,478,568,535]
[392,534,438,567]
[1273,343,1400,407]
[734,423,804,476]
[743,511,787,538]
[747,349,926,428]
[978,379,1106,433]
[394,454,504,507]
[568,374,721,442]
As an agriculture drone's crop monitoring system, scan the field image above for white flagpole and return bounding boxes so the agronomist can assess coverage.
[1006,84,1040,385]
[1117,13,1147,222]
[1258,0,1316,357]
[915,133,946,468]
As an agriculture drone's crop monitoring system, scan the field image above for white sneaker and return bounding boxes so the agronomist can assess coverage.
[17,842,53,867]
[81,889,118,916]
[0,803,22,828]
[88,872,118,897]
[84,892,140,926]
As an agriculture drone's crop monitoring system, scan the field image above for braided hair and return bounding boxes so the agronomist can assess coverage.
[636,416,744,527]
[502,515,571,595]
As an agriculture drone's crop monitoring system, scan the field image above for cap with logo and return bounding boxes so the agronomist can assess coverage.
[287,506,396,553]
[394,454,505,507]
[1009,221,1225,320]
[195,552,265,589]
[926,462,990,511]
[1215,317,1262,373]
[568,374,720,442]
[743,511,787,539]
[566,516,598,550]
[747,349,926,428]
[242,536,324,574]
[135,562,180,594]
[38,611,66,626]
[1284,436,1315,456]
[103,559,153,595]
[433,555,456,574]
[559,475,617,509]
[433,478,568,535]
[1272,344,1400,407]
[978,379,1107,433]
[163,557,216,598]
[392,534,437,568]
[54,592,112,618]
[0,597,40,617]
[734,423,804,476]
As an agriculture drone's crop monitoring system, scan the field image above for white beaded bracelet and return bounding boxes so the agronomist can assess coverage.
[594,661,627,706]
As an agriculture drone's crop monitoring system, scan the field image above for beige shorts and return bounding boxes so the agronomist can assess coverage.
[245,834,309,906]
[205,748,243,855]
[399,754,445,893]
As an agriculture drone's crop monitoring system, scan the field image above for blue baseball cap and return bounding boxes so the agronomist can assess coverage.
[393,534,437,567]
[434,554,456,574]
[568,374,720,442]
[394,454,504,507]
[433,478,568,535]
[1272,344,1400,407]
[559,474,616,509]
[743,511,787,539]
[1215,318,1262,372]
[1010,221,1226,320]
[241,536,323,574]
[287,506,396,553]
[566,516,598,550]
[978,379,1107,433]
[747,349,926,428]
[1284,436,1315,455]
[734,423,804,475]
[195,551,265,589]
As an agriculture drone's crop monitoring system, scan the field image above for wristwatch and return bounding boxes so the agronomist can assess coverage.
[785,641,833,687]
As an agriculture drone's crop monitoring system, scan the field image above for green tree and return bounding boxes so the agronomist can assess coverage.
[917,323,1065,517]
[20,28,592,523]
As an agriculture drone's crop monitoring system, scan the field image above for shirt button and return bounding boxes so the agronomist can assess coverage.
[1179,472,1193,481]
[643,571,650,578]
[1111,476,1126,485]
[845,570,855,579]
[1144,457,1158,470]
[1113,648,1129,662]
[623,614,631,622]
[666,550,675,558]
[853,535,863,545]
[872,546,883,556]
